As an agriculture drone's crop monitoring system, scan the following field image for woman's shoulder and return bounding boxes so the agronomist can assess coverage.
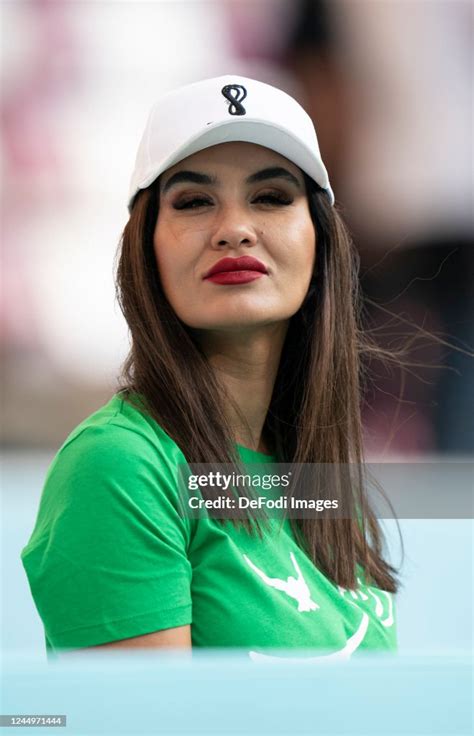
[26,392,191,548]
[35,392,191,506]
[56,391,184,465]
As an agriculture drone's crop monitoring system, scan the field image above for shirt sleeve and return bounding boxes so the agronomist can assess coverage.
[20,422,193,650]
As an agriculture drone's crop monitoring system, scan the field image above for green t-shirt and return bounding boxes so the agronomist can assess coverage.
[21,394,397,659]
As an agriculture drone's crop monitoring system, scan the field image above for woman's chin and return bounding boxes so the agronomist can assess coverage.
[186,313,288,334]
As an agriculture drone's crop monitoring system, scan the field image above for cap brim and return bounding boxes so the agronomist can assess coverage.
[128,119,334,209]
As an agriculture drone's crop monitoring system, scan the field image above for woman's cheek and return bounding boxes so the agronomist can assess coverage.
[156,253,178,300]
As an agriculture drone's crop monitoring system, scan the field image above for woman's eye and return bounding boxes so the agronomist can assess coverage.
[173,197,212,210]
[253,193,293,206]
[172,192,292,209]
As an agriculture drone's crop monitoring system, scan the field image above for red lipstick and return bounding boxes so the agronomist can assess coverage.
[203,256,268,285]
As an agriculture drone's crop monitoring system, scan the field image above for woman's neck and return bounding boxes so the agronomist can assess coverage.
[195,322,288,452]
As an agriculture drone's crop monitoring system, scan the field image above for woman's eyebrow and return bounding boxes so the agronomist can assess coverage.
[161,171,217,193]
[245,167,301,188]
[161,165,301,194]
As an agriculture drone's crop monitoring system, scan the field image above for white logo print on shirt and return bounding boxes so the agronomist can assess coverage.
[244,554,394,662]
[243,552,319,612]
[338,578,394,628]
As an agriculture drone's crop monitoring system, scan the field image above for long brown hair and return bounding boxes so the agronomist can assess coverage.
[115,173,399,593]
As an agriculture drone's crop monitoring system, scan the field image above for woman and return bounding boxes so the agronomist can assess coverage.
[21,75,398,659]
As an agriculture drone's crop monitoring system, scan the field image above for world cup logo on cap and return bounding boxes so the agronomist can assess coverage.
[221,84,247,116]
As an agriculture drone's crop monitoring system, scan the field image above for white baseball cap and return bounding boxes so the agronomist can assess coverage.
[128,74,335,210]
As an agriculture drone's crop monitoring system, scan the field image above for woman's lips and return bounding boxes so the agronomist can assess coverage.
[203,255,268,279]
[204,271,265,285]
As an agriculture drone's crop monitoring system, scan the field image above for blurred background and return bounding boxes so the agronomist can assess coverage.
[1,0,473,453]
[1,0,473,660]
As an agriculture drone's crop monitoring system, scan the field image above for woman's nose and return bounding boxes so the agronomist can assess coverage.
[210,206,258,249]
